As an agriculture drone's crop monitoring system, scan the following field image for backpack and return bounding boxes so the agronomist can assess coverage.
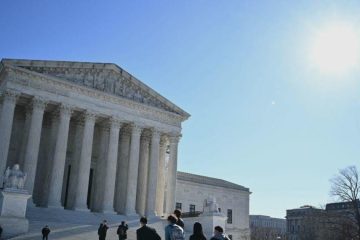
[170,224,185,240]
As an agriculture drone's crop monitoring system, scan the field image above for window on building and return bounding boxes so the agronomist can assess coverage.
[176,202,182,210]
[218,208,221,212]
[227,209,233,224]
[190,204,196,213]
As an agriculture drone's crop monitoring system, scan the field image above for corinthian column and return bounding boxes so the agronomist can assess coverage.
[23,96,47,195]
[165,134,181,214]
[124,125,142,216]
[0,90,19,177]
[136,131,150,216]
[73,111,96,211]
[47,104,72,208]
[156,136,167,216]
[145,129,161,217]
[99,118,122,213]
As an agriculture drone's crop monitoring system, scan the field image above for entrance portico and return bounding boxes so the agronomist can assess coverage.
[0,59,189,216]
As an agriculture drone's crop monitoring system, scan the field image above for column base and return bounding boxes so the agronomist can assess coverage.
[73,207,90,212]
[100,209,117,215]
[47,204,64,210]
[124,210,139,217]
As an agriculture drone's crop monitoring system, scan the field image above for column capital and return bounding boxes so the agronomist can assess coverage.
[151,128,162,140]
[168,133,181,144]
[32,96,48,111]
[83,111,97,124]
[109,117,123,130]
[2,89,20,103]
[59,104,73,117]
[131,124,143,136]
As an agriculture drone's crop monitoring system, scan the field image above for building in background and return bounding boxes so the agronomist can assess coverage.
[175,171,251,239]
[250,215,286,239]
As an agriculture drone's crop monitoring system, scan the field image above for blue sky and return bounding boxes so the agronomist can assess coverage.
[1,0,360,218]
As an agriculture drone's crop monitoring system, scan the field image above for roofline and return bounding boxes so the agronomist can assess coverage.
[1,58,191,120]
[177,171,250,192]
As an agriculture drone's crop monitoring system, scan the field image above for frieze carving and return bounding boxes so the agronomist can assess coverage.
[4,64,185,128]
[21,66,178,114]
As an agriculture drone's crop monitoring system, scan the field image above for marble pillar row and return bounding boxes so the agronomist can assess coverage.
[156,136,167,216]
[18,108,31,168]
[165,134,180,214]
[0,90,19,177]
[23,97,47,196]
[73,112,96,211]
[124,125,142,216]
[92,125,109,211]
[136,131,150,216]
[99,118,122,213]
[47,104,72,208]
[115,128,131,213]
[145,130,161,217]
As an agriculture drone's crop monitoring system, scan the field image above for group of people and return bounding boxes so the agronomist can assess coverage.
[98,209,231,240]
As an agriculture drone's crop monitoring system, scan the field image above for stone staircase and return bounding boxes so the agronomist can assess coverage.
[8,206,166,240]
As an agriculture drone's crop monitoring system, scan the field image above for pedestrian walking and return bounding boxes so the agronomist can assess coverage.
[136,217,161,240]
[189,222,207,240]
[98,220,109,240]
[41,225,50,240]
[117,221,128,240]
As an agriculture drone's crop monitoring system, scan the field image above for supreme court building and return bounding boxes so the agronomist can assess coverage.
[0,59,190,217]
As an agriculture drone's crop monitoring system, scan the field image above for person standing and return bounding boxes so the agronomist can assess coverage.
[210,226,230,240]
[98,220,109,240]
[165,214,185,240]
[136,217,161,240]
[189,222,207,240]
[41,225,51,240]
[117,221,128,240]
[173,209,184,229]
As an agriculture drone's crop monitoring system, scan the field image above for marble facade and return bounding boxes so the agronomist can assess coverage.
[0,59,189,216]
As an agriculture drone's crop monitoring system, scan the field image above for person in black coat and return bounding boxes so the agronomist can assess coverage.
[136,217,161,240]
[117,221,128,240]
[98,220,109,240]
[189,222,207,240]
[41,225,51,240]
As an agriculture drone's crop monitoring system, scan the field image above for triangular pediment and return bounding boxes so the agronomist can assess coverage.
[3,59,189,119]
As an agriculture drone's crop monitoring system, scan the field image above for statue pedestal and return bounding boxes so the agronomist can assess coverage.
[0,188,31,238]
[198,213,227,237]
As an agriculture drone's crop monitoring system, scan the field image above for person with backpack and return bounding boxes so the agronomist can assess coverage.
[189,222,207,240]
[210,226,230,240]
[117,221,128,240]
[173,209,184,229]
[136,217,161,240]
[165,214,185,240]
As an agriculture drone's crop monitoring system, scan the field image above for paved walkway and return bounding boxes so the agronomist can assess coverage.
[8,206,166,240]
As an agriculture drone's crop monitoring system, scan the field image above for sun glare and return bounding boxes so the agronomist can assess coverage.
[309,22,360,74]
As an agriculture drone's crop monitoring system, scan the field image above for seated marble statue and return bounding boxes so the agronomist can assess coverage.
[3,164,27,189]
[203,196,220,214]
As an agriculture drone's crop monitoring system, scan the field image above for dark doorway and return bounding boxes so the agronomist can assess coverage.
[64,165,71,208]
[87,168,94,209]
